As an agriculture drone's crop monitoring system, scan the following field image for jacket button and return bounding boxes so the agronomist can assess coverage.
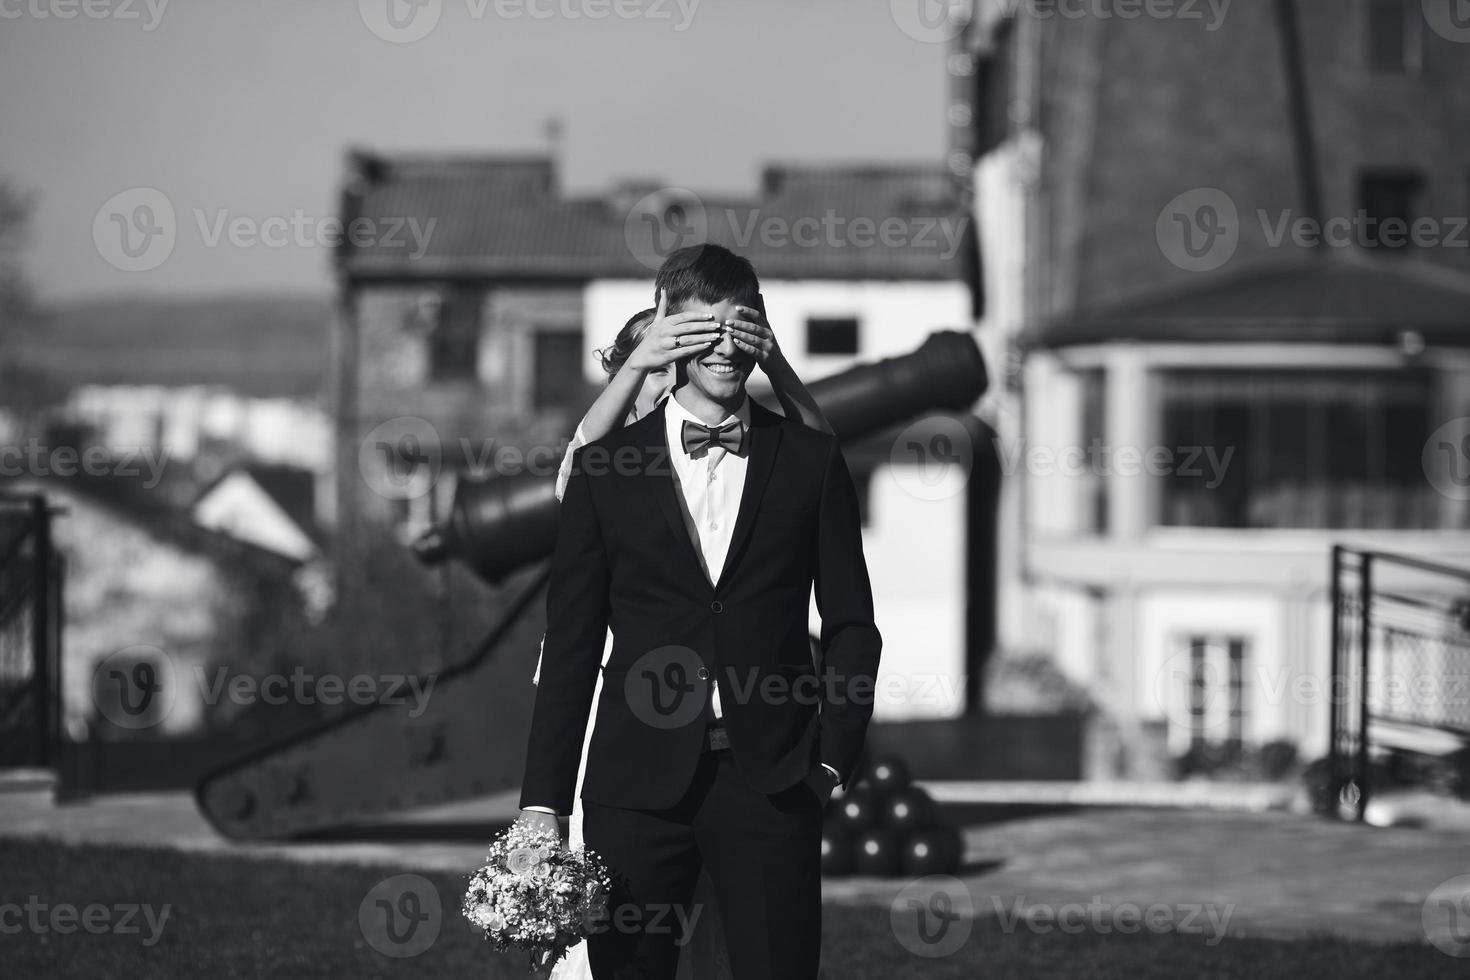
[710,600,724,613]
[697,667,710,681]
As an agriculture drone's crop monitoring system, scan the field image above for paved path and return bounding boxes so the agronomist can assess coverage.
[1,783,1465,948]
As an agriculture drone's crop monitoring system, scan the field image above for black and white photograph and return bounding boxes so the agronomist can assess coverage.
[2,1,1469,977]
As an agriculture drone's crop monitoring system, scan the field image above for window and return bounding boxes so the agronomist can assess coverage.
[806,317,859,356]
[1366,0,1422,73]
[1357,170,1425,251]
[429,290,482,382]
[532,330,585,409]
[1079,368,1108,534]
[1158,369,1435,529]
[1178,634,1249,764]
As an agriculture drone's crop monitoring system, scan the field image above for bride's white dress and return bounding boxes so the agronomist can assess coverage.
[538,427,732,980]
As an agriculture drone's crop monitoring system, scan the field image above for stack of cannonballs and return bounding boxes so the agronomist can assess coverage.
[820,757,964,877]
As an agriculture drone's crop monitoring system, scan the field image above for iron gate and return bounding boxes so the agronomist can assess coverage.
[1329,546,1470,820]
[0,493,61,768]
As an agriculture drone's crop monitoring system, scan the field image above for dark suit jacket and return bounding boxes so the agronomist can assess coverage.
[520,399,881,814]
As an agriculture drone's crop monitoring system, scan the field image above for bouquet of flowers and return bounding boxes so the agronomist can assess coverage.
[463,823,611,975]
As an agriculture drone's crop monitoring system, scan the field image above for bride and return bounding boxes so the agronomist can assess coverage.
[532,290,831,979]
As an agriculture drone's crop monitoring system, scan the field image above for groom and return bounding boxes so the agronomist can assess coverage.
[518,244,881,979]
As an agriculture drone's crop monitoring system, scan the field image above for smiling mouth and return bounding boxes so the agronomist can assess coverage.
[702,363,738,376]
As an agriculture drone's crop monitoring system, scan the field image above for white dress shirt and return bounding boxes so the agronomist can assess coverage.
[663,391,752,719]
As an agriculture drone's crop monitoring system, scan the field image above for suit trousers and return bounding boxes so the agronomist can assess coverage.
[582,748,823,980]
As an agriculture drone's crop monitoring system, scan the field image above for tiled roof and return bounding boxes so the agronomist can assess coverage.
[1031,255,1470,348]
[338,152,971,283]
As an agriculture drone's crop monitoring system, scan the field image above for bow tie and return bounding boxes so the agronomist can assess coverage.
[681,419,748,457]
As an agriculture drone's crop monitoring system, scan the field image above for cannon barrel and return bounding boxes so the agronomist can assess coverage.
[414,329,987,583]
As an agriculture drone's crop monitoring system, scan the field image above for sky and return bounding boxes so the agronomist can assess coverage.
[0,0,951,301]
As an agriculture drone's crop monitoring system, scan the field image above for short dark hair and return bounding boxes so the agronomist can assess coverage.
[654,244,760,313]
[595,308,658,377]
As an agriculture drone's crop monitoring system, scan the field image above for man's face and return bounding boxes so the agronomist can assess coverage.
[674,298,756,404]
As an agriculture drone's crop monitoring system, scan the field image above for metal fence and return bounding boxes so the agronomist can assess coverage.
[0,493,62,768]
[1329,546,1470,820]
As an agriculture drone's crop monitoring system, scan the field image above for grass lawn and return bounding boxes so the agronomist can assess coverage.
[0,840,1459,979]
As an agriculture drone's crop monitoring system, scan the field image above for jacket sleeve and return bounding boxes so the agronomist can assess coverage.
[812,439,882,786]
[520,451,611,814]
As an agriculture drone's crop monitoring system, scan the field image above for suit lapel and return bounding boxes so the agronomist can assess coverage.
[642,404,710,585]
[714,403,782,593]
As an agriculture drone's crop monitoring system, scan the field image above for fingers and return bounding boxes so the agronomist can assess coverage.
[654,288,666,321]
[667,311,717,326]
[728,334,768,361]
[669,330,722,347]
[721,321,774,354]
[721,317,772,340]
[669,316,720,336]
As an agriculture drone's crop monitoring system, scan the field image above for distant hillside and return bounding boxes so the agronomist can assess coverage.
[8,294,331,398]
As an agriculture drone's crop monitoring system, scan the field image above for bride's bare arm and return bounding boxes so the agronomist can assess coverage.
[554,295,720,500]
